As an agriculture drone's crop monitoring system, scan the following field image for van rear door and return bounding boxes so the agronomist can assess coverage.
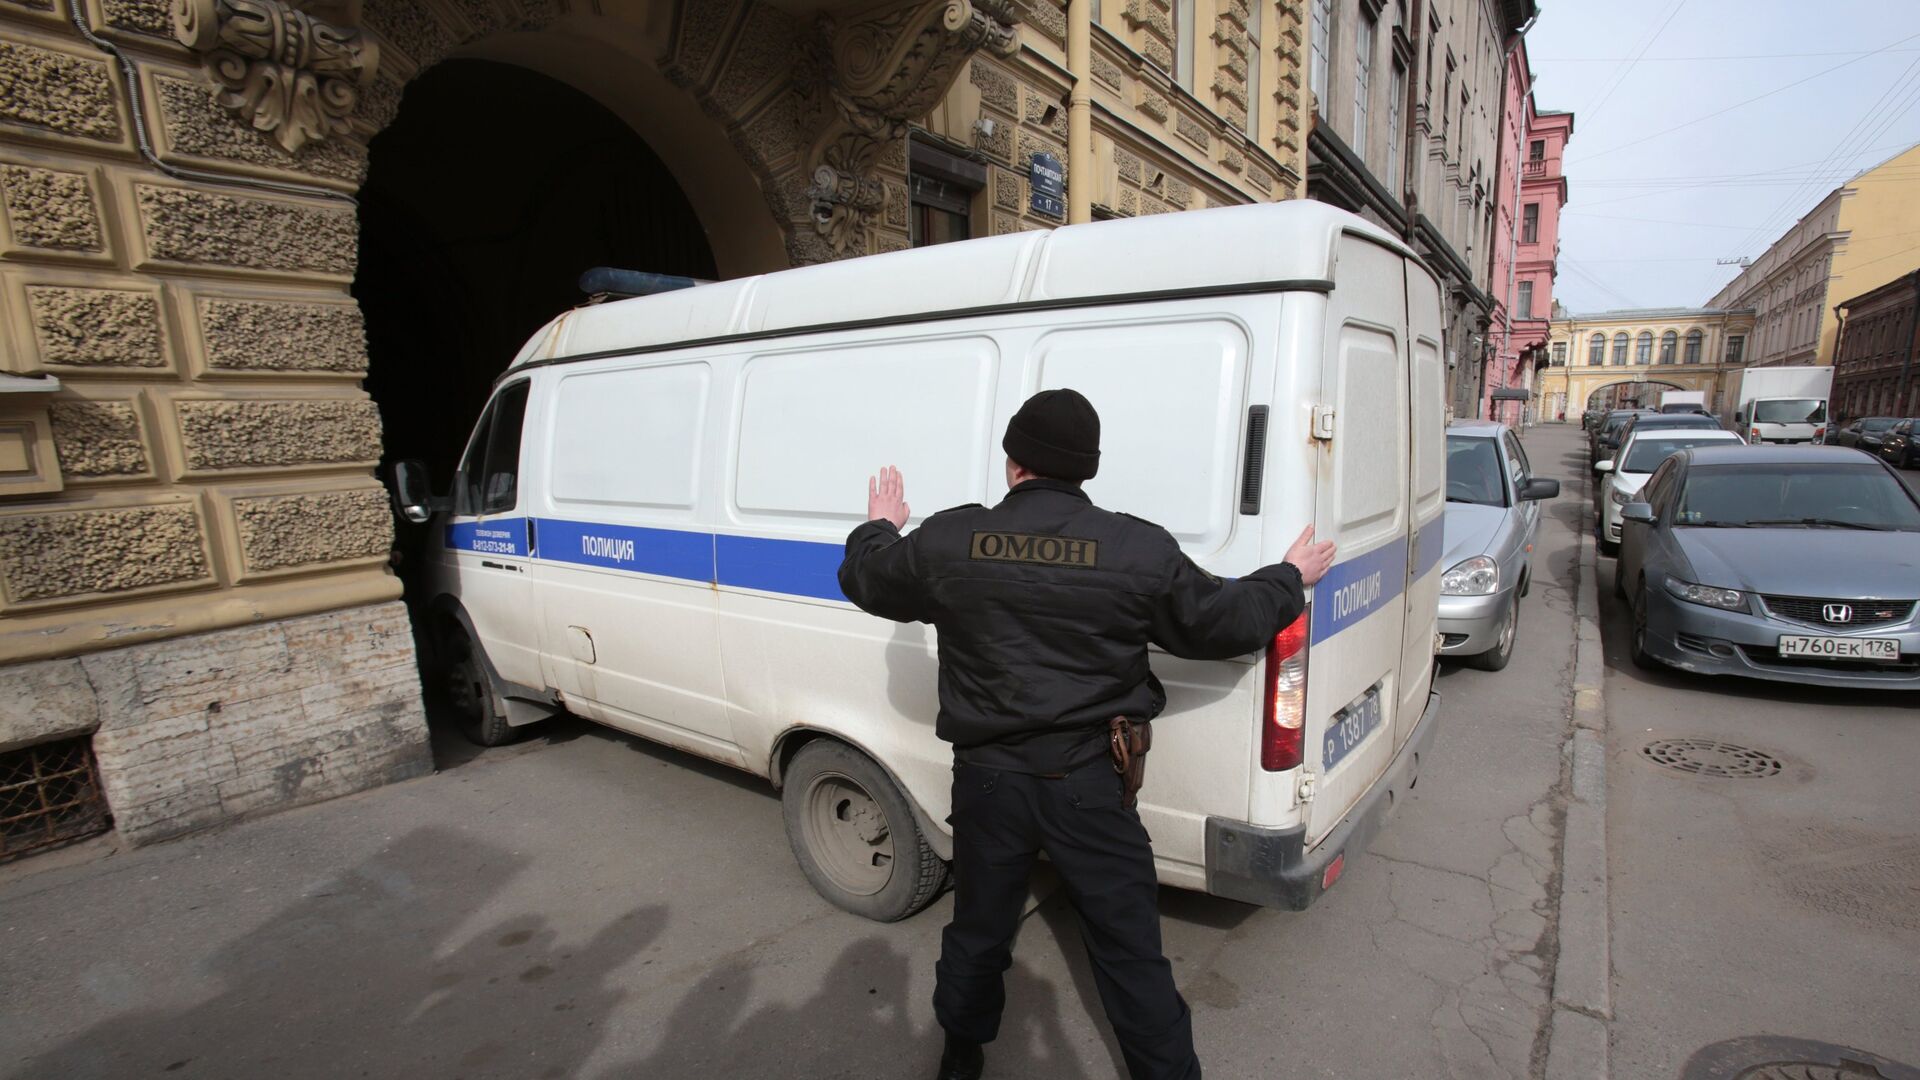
[1306,236,1410,847]
[1397,261,1445,748]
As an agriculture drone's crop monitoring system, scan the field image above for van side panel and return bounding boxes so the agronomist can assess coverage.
[1305,236,1411,848]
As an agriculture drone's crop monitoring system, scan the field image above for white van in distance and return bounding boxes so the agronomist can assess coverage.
[391,201,1446,921]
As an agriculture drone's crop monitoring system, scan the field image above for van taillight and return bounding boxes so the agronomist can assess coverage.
[1261,607,1310,772]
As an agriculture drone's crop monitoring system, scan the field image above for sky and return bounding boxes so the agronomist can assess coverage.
[1525,0,1920,315]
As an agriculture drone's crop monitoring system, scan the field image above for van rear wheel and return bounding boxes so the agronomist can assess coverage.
[782,741,946,922]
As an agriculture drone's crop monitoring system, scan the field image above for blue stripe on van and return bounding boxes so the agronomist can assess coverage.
[447,518,530,556]
[534,517,714,581]
[1309,537,1407,645]
[715,533,847,601]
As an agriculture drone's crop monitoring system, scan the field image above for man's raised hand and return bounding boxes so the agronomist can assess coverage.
[868,465,910,530]
[1283,525,1337,586]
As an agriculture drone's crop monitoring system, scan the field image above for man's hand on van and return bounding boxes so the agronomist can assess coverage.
[868,465,911,530]
[1284,525,1337,586]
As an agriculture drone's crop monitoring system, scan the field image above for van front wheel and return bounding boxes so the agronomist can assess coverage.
[782,741,947,922]
[440,623,517,747]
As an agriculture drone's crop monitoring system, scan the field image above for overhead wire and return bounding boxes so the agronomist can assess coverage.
[1574,0,1691,131]
[1569,32,1920,164]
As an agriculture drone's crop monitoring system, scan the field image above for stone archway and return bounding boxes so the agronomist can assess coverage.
[1581,378,1689,412]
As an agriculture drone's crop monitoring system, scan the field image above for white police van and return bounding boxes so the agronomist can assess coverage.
[392,200,1445,921]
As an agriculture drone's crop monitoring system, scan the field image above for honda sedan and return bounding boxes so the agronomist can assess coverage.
[1616,445,1920,690]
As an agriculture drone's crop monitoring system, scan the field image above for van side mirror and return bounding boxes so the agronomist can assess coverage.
[1734,410,1745,425]
[1519,477,1560,501]
[1620,502,1655,524]
[390,459,443,524]
[1594,459,1614,474]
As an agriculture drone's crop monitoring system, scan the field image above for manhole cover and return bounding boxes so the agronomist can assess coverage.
[1641,738,1783,779]
[1681,1036,1920,1079]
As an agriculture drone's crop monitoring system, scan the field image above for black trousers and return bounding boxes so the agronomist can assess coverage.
[933,762,1200,1080]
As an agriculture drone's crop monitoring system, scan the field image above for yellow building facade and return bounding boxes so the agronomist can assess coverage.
[1706,143,1920,369]
[1540,307,1757,419]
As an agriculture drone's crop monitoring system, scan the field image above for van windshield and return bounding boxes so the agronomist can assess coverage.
[1446,437,1507,507]
[1752,398,1825,424]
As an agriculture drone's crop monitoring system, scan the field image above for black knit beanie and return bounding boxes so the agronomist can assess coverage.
[1003,389,1101,481]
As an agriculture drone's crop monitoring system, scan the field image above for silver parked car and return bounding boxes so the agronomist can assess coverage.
[1439,422,1560,670]
[1617,444,1920,690]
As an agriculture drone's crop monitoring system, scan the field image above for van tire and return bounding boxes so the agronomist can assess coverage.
[782,741,946,922]
[440,622,517,747]
[1467,592,1518,671]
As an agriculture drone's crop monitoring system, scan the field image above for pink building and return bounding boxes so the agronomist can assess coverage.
[1485,37,1572,423]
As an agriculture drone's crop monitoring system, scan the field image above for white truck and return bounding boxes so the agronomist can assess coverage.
[1657,389,1707,414]
[1721,365,1835,444]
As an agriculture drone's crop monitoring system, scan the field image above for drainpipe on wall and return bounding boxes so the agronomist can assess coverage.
[1901,270,1920,416]
[1831,301,1850,420]
[1491,13,1538,427]
[1067,0,1094,224]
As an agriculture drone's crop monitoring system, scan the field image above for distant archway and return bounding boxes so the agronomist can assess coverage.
[1583,378,1687,413]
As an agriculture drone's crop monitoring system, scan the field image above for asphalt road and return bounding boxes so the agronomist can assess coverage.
[17,425,1913,1078]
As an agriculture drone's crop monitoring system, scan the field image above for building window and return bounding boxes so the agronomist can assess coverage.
[1635,331,1653,365]
[909,140,984,248]
[1521,203,1539,244]
[1589,333,1606,366]
[1387,60,1406,193]
[1529,138,1545,161]
[1353,11,1375,153]
[1310,0,1335,115]
[1175,0,1196,90]
[1726,334,1745,364]
[1612,332,1629,365]
[1551,341,1567,365]
[1516,280,1533,320]
[1683,329,1702,364]
[1246,4,1262,137]
[1659,330,1677,364]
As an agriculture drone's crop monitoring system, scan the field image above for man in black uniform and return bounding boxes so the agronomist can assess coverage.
[838,389,1336,1080]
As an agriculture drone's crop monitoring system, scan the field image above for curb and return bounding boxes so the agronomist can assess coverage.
[1546,458,1612,1080]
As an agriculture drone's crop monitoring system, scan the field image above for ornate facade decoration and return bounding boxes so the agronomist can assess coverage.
[802,0,1018,253]
[172,0,378,154]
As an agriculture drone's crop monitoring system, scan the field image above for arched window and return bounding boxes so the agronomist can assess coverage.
[1683,329,1703,363]
[1659,330,1677,364]
[1635,331,1653,364]
[1612,332,1629,365]
[1589,332,1606,366]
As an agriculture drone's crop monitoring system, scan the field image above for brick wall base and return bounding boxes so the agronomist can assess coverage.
[0,601,431,846]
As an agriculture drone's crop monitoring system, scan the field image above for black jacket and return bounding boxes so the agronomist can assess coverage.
[838,479,1307,773]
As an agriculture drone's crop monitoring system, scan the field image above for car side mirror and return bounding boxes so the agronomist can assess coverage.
[1620,502,1655,524]
[390,459,443,524]
[1520,477,1561,501]
[1594,459,1614,474]
[1734,410,1745,425]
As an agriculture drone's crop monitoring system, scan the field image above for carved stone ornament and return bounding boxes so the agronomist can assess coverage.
[804,0,1019,253]
[173,0,379,154]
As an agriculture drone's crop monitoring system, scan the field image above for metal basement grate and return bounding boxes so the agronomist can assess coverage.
[0,736,112,862]
[1641,738,1783,779]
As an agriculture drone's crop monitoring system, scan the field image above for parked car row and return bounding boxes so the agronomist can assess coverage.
[1833,416,1919,468]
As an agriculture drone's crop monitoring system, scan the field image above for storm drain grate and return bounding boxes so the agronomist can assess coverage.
[0,736,112,862]
[1640,738,1783,779]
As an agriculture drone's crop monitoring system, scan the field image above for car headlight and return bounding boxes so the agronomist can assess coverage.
[1441,555,1499,596]
[1663,575,1745,611]
[1609,486,1631,506]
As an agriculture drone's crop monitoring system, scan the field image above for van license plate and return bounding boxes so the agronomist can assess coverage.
[1777,635,1899,661]
[1323,691,1383,770]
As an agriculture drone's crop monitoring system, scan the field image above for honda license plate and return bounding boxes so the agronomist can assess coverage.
[1323,690,1382,770]
[1777,635,1900,661]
